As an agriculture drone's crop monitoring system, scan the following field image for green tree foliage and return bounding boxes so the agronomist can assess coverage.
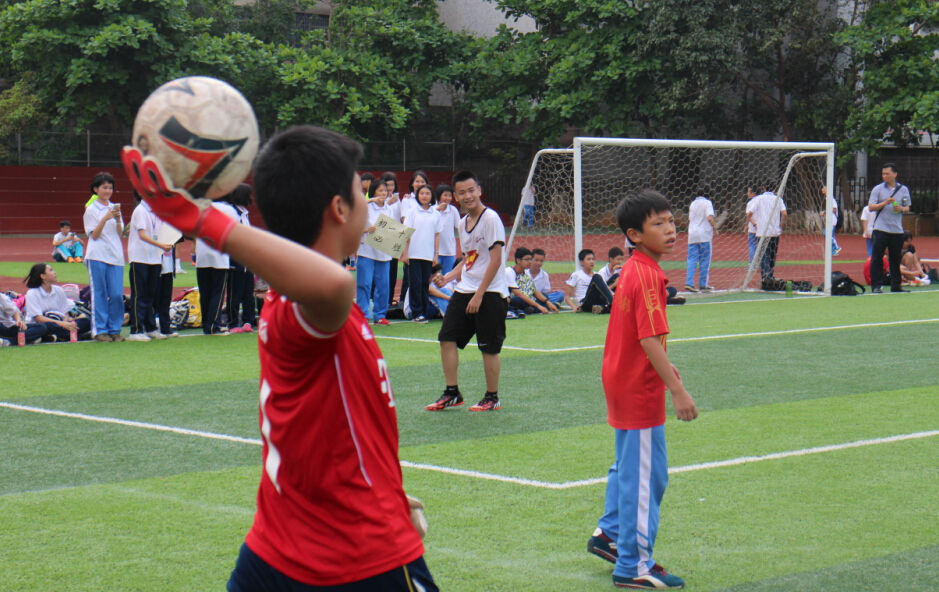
[0,73,47,159]
[0,0,232,130]
[837,0,939,153]
[458,0,852,145]
[0,0,460,139]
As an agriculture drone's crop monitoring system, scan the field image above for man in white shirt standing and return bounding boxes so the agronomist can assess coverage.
[747,182,787,280]
[685,186,716,292]
[127,197,173,341]
[427,171,509,412]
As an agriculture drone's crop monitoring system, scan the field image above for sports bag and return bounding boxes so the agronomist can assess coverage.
[830,271,865,296]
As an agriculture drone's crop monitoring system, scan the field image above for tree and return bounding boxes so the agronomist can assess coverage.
[837,0,939,153]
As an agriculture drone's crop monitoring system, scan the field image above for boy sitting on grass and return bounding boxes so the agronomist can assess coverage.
[122,125,436,592]
[586,189,697,590]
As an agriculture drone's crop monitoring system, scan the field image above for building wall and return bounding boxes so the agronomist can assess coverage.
[436,0,536,36]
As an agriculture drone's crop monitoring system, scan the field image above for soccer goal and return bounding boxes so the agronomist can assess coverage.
[506,138,836,294]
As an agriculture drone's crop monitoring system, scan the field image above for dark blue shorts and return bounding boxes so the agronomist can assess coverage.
[227,543,438,592]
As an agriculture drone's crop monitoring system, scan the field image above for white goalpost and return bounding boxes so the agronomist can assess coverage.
[506,137,837,295]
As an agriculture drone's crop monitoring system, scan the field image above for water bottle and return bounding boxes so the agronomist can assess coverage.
[17,329,26,346]
[785,280,793,297]
[69,328,78,342]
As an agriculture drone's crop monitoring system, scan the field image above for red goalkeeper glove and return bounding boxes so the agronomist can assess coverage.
[121,146,236,250]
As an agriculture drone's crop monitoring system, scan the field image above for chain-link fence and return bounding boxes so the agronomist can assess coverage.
[1,131,456,171]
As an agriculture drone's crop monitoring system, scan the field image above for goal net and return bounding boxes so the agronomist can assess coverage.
[506,138,836,294]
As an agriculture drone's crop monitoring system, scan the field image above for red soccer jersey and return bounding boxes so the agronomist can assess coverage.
[244,290,423,586]
[601,250,670,430]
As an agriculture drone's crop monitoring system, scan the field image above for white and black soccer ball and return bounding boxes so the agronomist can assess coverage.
[132,76,259,199]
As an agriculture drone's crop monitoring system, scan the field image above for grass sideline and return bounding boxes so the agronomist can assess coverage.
[1,292,938,591]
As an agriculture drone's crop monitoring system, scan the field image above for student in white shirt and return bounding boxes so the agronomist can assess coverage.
[226,184,258,333]
[0,291,48,346]
[82,171,126,341]
[597,246,625,290]
[127,196,172,341]
[427,171,509,412]
[52,220,84,262]
[401,185,440,323]
[196,201,239,334]
[505,247,556,314]
[397,171,431,307]
[435,184,461,275]
[381,172,403,306]
[747,182,787,280]
[527,248,565,306]
[685,188,716,291]
[565,249,596,310]
[23,263,91,341]
[356,179,393,325]
[860,205,874,256]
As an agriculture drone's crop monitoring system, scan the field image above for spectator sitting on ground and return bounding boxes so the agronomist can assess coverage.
[899,232,930,285]
[505,247,558,315]
[23,263,91,341]
[0,291,49,346]
[52,221,85,263]
[564,249,597,311]
[527,248,566,307]
[597,246,625,289]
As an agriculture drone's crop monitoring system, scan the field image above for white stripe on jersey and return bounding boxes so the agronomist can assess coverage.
[335,354,373,487]
[292,301,338,339]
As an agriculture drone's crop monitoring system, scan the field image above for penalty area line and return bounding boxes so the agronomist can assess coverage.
[3,402,935,490]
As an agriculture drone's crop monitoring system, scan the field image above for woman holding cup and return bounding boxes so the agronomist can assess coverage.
[83,172,127,341]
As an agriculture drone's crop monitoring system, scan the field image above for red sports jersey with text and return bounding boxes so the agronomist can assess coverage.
[601,250,670,430]
[244,290,423,586]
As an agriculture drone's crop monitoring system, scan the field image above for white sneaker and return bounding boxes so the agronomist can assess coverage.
[146,330,167,340]
[0,338,10,347]
[126,333,151,342]
[163,332,180,338]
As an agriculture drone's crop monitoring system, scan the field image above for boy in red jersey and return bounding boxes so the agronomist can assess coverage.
[121,126,436,591]
[586,189,698,590]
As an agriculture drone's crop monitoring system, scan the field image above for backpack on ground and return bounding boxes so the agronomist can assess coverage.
[829,271,865,296]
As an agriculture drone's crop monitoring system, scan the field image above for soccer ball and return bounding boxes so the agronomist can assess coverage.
[132,76,259,199]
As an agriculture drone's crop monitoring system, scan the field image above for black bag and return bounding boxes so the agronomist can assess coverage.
[760,277,787,291]
[830,271,865,296]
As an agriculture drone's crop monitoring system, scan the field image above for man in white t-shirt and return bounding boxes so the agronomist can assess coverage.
[127,198,173,341]
[744,184,758,264]
[685,188,715,292]
[196,201,240,334]
[747,183,787,280]
[428,171,508,412]
[52,220,85,262]
[527,248,565,307]
[505,246,556,315]
[860,205,874,257]
[564,249,596,310]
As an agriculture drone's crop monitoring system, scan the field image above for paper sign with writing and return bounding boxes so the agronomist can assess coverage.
[364,214,415,258]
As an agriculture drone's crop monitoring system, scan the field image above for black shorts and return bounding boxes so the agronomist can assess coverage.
[228,543,438,592]
[437,291,507,354]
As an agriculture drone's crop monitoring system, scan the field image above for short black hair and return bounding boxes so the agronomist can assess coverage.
[883,162,898,174]
[514,246,532,261]
[434,183,452,202]
[452,170,479,187]
[697,183,712,198]
[607,246,624,259]
[59,220,71,228]
[361,172,374,183]
[367,178,387,199]
[380,171,398,192]
[578,248,594,261]
[616,189,672,235]
[252,125,363,246]
[90,171,115,194]
[414,184,436,206]
[531,248,546,257]
[224,183,253,207]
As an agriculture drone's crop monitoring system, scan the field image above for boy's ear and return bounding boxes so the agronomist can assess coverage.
[326,194,350,224]
[626,227,642,245]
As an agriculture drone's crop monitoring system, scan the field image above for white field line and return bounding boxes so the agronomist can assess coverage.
[376,317,939,353]
[2,401,936,490]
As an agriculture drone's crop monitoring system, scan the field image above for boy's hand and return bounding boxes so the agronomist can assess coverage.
[671,390,698,421]
[406,494,428,539]
[466,292,483,313]
[121,146,237,250]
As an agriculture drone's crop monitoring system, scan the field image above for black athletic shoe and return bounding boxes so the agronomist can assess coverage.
[587,528,618,563]
[469,395,501,411]
[425,391,464,411]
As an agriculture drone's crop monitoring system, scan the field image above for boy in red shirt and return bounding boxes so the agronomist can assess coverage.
[122,126,436,591]
[587,189,698,590]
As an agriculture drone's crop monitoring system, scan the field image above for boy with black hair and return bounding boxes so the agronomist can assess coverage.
[506,246,556,314]
[427,170,509,412]
[121,125,436,591]
[528,248,566,306]
[586,189,697,590]
[564,248,597,311]
[52,221,84,262]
